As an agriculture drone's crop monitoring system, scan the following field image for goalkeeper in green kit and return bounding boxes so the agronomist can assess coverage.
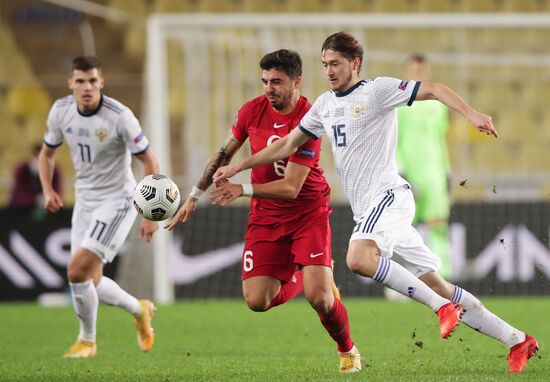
[397,54,453,279]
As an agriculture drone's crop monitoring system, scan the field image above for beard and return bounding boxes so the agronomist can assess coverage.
[269,95,289,111]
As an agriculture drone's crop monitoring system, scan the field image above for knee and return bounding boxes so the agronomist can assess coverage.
[306,291,333,314]
[67,260,87,283]
[346,252,363,275]
[243,294,270,312]
[346,247,379,277]
[67,249,101,283]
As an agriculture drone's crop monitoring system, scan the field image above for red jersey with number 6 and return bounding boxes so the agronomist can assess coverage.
[231,95,330,216]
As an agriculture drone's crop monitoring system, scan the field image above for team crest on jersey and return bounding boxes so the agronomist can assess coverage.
[351,102,365,118]
[95,127,109,142]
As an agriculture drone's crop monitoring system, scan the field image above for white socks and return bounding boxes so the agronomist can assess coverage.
[96,276,141,316]
[374,257,449,312]
[69,280,98,342]
[451,287,525,348]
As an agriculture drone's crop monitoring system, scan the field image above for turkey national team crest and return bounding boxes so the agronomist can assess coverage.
[351,102,365,118]
[95,126,109,142]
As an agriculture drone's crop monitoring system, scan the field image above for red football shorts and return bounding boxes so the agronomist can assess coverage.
[241,197,332,282]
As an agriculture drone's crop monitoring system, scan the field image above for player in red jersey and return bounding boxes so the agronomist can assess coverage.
[166,49,361,373]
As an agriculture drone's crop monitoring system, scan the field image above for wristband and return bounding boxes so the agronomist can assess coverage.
[189,186,204,200]
[241,183,253,198]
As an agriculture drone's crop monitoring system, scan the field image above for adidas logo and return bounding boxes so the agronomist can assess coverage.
[65,127,73,134]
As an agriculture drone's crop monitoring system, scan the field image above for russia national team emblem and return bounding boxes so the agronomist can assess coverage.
[407,286,416,298]
[95,127,109,142]
[351,102,365,118]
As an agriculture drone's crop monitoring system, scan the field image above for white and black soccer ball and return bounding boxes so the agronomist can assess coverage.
[133,174,180,221]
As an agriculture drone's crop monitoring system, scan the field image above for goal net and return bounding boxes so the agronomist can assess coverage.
[139,13,550,301]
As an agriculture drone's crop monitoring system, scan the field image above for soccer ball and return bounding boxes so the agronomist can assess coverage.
[133,174,180,221]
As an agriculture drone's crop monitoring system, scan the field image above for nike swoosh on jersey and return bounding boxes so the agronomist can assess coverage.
[309,252,324,258]
[273,123,286,128]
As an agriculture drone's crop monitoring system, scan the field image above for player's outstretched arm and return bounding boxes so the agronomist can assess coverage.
[135,148,161,241]
[38,144,64,213]
[164,132,243,230]
[416,82,498,138]
[210,162,310,206]
[213,128,310,183]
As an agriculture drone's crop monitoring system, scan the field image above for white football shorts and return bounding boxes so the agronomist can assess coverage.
[71,197,137,263]
[350,185,441,277]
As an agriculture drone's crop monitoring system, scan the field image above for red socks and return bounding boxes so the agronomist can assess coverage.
[318,298,354,353]
[267,271,304,309]
[267,272,354,353]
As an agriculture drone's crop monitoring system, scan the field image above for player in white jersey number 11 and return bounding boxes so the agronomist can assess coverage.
[213,32,538,373]
[39,56,160,358]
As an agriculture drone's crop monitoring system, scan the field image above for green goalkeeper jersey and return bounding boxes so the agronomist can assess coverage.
[397,100,450,185]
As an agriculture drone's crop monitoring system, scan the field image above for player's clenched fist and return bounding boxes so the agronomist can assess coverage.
[44,190,64,212]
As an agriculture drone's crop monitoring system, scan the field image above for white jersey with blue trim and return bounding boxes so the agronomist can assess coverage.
[299,77,420,220]
[44,94,150,208]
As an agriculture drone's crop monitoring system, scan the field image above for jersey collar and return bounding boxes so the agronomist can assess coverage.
[334,80,365,98]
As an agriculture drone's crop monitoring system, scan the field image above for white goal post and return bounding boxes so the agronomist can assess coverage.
[145,13,550,303]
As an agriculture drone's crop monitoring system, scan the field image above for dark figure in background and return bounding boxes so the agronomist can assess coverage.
[9,143,62,208]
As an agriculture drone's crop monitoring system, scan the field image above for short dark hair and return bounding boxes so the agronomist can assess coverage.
[259,49,302,79]
[321,32,364,73]
[71,56,102,72]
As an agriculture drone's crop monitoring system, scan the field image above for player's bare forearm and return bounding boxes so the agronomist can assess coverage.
[212,178,301,205]
[249,162,309,199]
[417,82,473,117]
[136,148,160,175]
[38,144,64,212]
[38,145,57,193]
[417,82,498,138]
[211,160,309,205]
[251,179,302,199]
[164,134,241,230]
[197,133,243,191]
[214,129,308,183]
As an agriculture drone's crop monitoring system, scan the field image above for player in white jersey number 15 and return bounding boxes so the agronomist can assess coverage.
[39,56,159,358]
[213,32,538,373]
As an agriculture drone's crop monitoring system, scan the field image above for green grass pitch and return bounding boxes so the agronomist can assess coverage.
[0,297,546,381]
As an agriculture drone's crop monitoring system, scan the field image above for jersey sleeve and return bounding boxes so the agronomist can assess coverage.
[44,104,64,147]
[231,106,249,142]
[288,134,322,167]
[372,77,420,111]
[298,95,325,140]
[118,110,150,155]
